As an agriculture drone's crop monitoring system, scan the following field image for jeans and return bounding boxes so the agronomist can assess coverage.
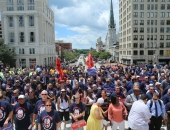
[111,120,125,130]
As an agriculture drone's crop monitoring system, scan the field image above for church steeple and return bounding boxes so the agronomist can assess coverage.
[109,0,115,28]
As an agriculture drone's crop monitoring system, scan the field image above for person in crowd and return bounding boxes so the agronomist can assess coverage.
[124,83,141,111]
[46,82,56,102]
[26,89,38,110]
[100,90,110,130]
[92,84,101,100]
[11,89,19,107]
[38,100,61,130]
[162,88,170,105]
[161,74,170,90]
[0,89,13,129]
[103,78,114,97]
[84,88,96,121]
[128,94,151,130]
[108,95,127,130]
[146,92,166,130]
[69,93,85,130]
[140,76,150,94]
[32,90,56,129]
[86,98,104,130]
[57,89,71,128]
[35,84,43,100]
[13,95,33,130]
[72,81,83,98]
[166,101,170,130]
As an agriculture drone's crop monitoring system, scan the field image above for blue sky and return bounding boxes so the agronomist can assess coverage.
[49,0,119,49]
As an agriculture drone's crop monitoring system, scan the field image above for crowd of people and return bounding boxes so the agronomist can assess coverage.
[0,62,170,130]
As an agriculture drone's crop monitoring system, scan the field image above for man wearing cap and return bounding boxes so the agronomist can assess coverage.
[13,95,33,130]
[69,93,85,129]
[0,89,13,129]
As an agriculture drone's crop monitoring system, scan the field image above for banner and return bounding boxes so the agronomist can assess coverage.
[87,67,96,76]
[56,58,63,77]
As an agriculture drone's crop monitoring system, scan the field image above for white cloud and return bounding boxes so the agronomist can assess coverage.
[50,0,119,49]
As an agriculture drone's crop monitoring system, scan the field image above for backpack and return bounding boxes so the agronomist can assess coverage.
[149,99,162,112]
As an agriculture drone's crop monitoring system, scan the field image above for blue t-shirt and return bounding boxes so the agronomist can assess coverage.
[162,94,170,105]
[166,102,170,117]
[13,102,33,128]
[0,100,12,127]
[33,100,56,116]
[38,109,61,130]
[69,102,85,123]
[47,88,56,98]
[11,96,18,104]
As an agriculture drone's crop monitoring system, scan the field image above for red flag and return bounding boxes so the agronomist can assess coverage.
[56,58,63,77]
[86,54,94,69]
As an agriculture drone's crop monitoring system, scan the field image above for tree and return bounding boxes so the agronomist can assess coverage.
[62,50,76,61]
[99,52,112,60]
[0,38,16,67]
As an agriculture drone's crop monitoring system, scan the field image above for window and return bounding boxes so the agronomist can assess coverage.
[161,20,165,25]
[154,27,157,33]
[155,12,157,18]
[160,12,165,17]
[148,4,150,10]
[167,35,170,40]
[166,42,170,47]
[148,0,150,2]
[160,27,164,33]
[155,4,158,10]
[140,4,144,10]
[167,27,170,33]
[154,35,157,40]
[134,35,138,40]
[29,58,36,66]
[147,28,150,33]
[140,50,144,55]
[133,20,138,25]
[9,32,14,42]
[140,43,144,48]
[17,0,24,10]
[8,16,13,27]
[155,20,157,25]
[151,12,154,17]
[147,12,150,17]
[151,20,154,25]
[140,27,144,32]
[20,32,24,42]
[167,12,170,17]
[151,4,154,10]
[140,35,144,40]
[140,12,144,18]
[147,20,150,25]
[133,4,138,10]
[161,0,165,1]
[166,50,170,55]
[134,27,138,33]
[19,48,25,54]
[160,35,164,40]
[160,43,164,48]
[167,4,170,9]
[167,20,170,25]
[30,32,35,42]
[7,0,14,11]
[19,16,24,27]
[28,0,34,10]
[160,50,164,55]
[133,12,138,17]
[133,43,138,48]
[133,51,138,55]
[29,48,35,54]
[29,16,34,26]
[148,50,154,55]
[140,20,144,25]
[161,4,165,10]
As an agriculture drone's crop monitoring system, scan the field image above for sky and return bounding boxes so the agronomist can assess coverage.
[49,0,119,49]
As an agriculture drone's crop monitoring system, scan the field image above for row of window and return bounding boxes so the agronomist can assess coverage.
[19,48,35,54]
[133,27,170,33]
[132,20,170,25]
[133,42,170,48]
[133,12,170,18]
[133,35,170,40]
[7,0,34,11]
[133,4,170,10]
[8,16,34,27]
[9,32,35,43]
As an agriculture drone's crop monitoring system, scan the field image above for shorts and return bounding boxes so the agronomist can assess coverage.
[102,120,110,126]
[58,111,70,121]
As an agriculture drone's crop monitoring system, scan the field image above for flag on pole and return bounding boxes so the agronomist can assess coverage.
[56,58,64,77]
[86,54,94,69]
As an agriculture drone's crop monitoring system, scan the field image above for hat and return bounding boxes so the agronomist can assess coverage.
[155,82,161,85]
[97,98,104,104]
[18,95,25,99]
[136,75,140,78]
[61,89,66,92]
[149,84,154,87]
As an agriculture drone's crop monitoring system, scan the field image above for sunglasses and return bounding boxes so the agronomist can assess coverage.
[153,98,157,101]
[42,94,47,95]
[46,105,52,107]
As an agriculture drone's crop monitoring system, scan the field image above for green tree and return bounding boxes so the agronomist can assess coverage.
[91,50,99,59]
[0,38,16,67]
[99,52,111,60]
[63,50,76,61]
